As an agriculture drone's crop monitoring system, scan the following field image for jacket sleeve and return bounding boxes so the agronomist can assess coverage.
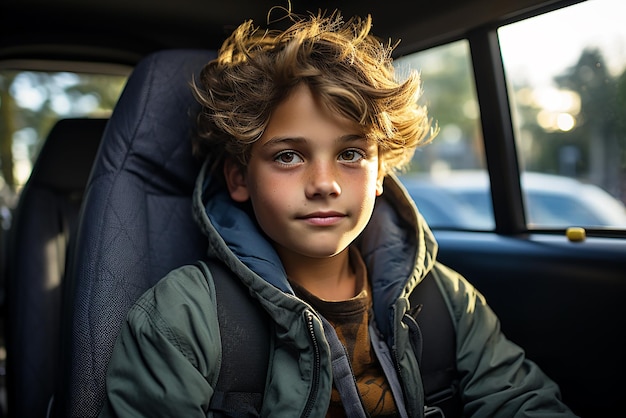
[99,265,221,418]
[433,263,578,418]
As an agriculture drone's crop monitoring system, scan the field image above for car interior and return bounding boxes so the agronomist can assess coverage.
[1,0,625,417]
[4,117,107,418]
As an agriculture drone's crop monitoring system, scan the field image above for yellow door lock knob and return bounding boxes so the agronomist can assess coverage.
[566,227,586,242]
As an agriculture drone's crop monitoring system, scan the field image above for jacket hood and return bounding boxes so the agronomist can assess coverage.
[192,159,438,337]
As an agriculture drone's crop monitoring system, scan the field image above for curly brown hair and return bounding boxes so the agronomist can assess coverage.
[192,10,436,175]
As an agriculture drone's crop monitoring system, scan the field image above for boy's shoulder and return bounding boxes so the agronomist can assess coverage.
[119,263,222,375]
[429,262,486,310]
[127,263,218,333]
[149,264,212,302]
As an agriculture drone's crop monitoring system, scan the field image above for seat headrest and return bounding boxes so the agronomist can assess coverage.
[88,49,217,196]
[29,118,108,192]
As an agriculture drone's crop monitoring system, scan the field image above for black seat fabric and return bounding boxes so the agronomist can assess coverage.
[5,117,107,418]
[56,49,216,418]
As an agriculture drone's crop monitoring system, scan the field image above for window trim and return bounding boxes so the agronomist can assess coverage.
[469,27,526,234]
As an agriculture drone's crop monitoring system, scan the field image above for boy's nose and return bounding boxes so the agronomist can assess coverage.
[305,162,341,198]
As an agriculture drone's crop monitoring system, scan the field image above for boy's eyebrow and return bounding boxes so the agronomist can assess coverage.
[262,134,369,147]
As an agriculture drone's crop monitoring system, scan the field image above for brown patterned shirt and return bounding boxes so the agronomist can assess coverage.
[290,248,398,417]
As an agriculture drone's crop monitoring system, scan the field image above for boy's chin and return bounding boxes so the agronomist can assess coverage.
[274,241,352,260]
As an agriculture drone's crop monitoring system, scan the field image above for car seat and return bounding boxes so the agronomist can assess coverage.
[53,49,216,418]
[4,117,107,418]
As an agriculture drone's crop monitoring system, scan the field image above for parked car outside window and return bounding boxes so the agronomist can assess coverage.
[401,171,626,230]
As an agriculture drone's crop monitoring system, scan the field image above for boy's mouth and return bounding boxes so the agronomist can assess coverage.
[298,211,346,226]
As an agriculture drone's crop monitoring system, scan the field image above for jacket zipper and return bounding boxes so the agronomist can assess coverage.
[394,311,427,418]
[393,344,426,418]
[302,310,321,417]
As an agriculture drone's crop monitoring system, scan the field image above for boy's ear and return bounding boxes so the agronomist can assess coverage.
[376,159,385,196]
[376,177,384,196]
[223,158,250,202]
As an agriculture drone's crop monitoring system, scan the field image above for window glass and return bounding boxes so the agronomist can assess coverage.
[394,41,489,229]
[499,0,626,229]
[0,68,128,228]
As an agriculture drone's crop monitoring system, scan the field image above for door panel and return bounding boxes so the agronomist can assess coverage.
[434,230,626,417]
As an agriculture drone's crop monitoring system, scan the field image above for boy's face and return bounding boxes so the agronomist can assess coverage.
[225,83,383,263]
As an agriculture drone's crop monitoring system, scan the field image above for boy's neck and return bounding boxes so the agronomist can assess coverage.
[280,247,357,301]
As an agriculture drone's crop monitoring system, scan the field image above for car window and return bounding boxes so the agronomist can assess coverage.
[0,67,128,229]
[499,0,626,229]
[395,0,626,232]
[394,41,490,230]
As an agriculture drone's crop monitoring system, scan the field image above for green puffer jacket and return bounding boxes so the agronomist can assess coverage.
[99,161,577,418]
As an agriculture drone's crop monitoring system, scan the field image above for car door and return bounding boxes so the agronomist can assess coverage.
[395,1,626,416]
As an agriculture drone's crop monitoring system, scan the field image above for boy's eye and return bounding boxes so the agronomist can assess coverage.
[339,149,365,162]
[274,151,303,165]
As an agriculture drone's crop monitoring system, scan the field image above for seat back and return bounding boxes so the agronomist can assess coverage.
[55,49,216,418]
[4,117,107,418]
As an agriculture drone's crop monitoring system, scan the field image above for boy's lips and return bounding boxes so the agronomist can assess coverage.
[298,211,346,226]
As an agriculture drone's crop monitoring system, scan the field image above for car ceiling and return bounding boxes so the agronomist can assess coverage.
[1,0,574,66]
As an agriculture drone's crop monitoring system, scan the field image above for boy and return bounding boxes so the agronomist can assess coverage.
[99,10,577,418]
